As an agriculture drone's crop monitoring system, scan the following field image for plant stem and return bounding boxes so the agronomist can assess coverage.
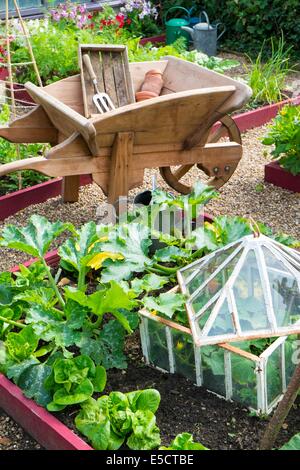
[77,268,86,292]
[152,263,178,274]
[146,267,167,275]
[41,258,65,308]
[49,345,58,357]
[190,248,204,260]
[0,315,25,329]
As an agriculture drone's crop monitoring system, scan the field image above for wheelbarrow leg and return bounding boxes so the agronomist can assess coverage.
[62,175,80,203]
[57,131,81,203]
[108,132,134,213]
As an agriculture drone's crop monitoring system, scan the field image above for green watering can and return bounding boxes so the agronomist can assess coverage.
[165,6,190,46]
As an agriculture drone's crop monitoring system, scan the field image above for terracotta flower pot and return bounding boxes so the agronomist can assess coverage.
[135,69,164,102]
[135,90,157,102]
[141,69,164,95]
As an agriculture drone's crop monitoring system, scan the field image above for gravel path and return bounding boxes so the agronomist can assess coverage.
[207,126,300,237]
[0,125,299,273]
[0,410,42,450]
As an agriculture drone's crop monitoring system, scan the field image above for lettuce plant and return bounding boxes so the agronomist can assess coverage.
[45,355,106,411]
[280,433,300,450]
[160,432,208,450]
[75,389,161,450]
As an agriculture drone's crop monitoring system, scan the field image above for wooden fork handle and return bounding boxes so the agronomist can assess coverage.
[83,54,97,82]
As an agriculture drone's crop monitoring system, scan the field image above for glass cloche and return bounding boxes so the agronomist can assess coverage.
[177,234,300,346]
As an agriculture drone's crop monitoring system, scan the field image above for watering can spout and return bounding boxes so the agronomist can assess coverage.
[181,26,194,40]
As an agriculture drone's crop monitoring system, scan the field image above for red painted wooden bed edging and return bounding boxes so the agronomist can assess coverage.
[233,95,300,133]
[265,161,300,193]
[0,174,92,221]
[0,374,92,451]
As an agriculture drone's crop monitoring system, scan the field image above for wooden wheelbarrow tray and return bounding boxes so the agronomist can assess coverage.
[0,53,252,204]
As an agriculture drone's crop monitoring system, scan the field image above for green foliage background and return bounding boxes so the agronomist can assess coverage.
[158,0,300,57]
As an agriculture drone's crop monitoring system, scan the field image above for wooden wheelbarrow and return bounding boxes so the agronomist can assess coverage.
[0,50,252,205]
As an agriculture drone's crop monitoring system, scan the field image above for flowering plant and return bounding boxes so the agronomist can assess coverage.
[49,1,89,30]
[120,1,160,36]
[0,37,11,64]
[99,13,131,31]
[83,5,131,39]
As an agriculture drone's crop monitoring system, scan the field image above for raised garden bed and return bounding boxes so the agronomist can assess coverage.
[0,68,35,105]
[139,34,166,46]
[0,214,300,450]
[265,161,300,193]
[233,96,300,133]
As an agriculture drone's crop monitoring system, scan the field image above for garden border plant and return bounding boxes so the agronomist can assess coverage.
[264,101,300,192]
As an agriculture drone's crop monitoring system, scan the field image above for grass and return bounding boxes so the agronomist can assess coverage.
[246,35,294,106]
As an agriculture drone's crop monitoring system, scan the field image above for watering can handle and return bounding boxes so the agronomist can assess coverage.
[165,6,190,22]
[188,5,197,16]
[199,10,210,28]
[216,22,226,40]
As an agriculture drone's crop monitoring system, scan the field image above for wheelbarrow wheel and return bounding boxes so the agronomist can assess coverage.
[159,115,241,194]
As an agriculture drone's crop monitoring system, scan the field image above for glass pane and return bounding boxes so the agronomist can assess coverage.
[275,243,300,268]
[172,329,196,382]
[147,320,170,371]
[263,247,300,327]
[193,298,218,329]
[201,345,226,396]
[193,297,217,330]
[234,250,271,331]
[184,244,241,296]
[207,298,235,337]
[285,335,298,384]
[266,346,283,406]
[231,354,257,409]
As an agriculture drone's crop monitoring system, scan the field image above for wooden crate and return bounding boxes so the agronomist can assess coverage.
[78,44,135,117]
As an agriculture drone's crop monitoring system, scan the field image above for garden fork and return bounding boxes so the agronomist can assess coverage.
[83,54,115,114]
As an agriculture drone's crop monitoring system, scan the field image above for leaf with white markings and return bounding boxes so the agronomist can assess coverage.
[0,215,70,257]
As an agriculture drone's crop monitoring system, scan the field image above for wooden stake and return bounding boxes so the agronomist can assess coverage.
[259,360,300,450]
[12,0,42,87]
[4,0,43,190]
[5,0,23,189]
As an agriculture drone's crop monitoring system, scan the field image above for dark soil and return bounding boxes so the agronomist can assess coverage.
[59,332,300,451]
